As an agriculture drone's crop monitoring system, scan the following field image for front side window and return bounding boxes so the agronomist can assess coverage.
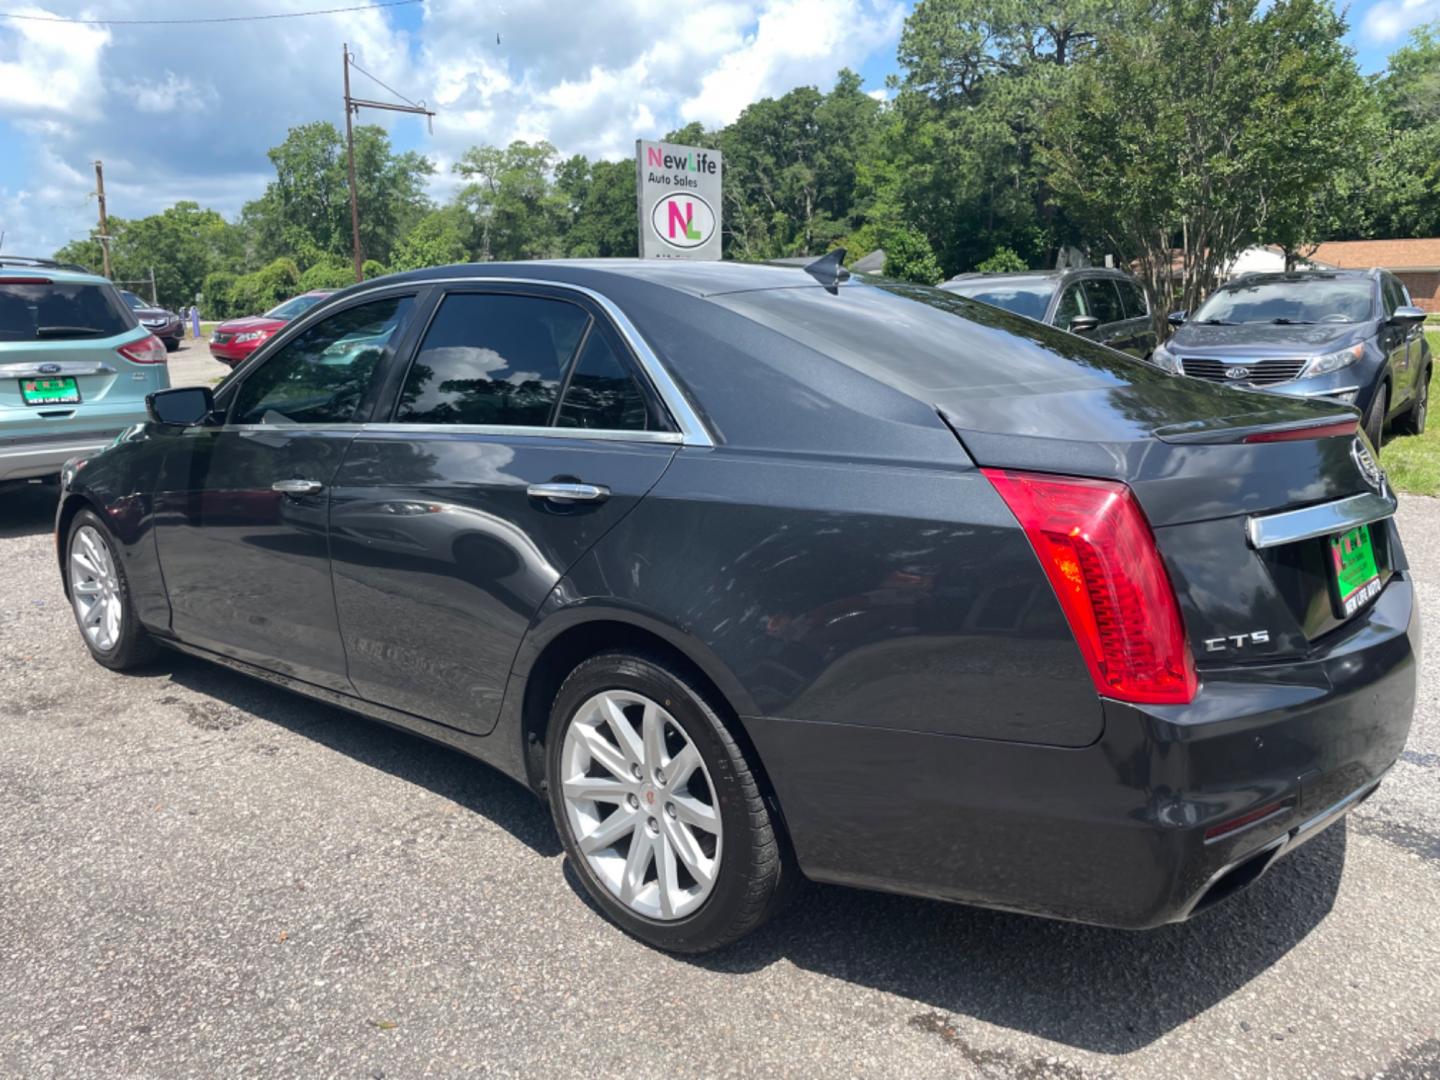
[1054,284,1088,326]
[556,327,651,431]
[1382,277,1403,316]
[397,293,590,427]
[0,281,133,342]
[232,295,413,425]
[1082,279,1124,325]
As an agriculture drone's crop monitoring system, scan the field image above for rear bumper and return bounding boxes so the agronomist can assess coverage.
[745,572,1417,928]
[0,428,125,481]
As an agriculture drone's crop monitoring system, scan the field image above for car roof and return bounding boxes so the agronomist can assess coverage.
[0,261,111,287]
[942,268,1134,287]
[1223,269,1375,288]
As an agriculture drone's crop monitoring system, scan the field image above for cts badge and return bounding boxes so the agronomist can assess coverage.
[1204,630,1270,652]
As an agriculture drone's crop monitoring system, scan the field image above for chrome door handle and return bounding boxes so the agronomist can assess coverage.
[526,482,609,503]
[272,478,323,496]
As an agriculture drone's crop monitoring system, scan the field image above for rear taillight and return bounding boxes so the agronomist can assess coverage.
[983,468,1198,706]
[1243,419,1358,443]
[117,334,167,364]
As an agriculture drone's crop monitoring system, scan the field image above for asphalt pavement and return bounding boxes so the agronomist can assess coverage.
[0,414,1437,1077]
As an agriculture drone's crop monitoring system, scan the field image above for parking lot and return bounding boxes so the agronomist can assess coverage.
[0,343,1436,1078]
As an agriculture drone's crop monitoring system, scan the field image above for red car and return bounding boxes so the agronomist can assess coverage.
[208,290,333,367]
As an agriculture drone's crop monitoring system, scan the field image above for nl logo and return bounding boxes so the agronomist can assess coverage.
[651,192,716,249]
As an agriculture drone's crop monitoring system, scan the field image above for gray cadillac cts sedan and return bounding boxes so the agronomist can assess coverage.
[57,259,1416,952]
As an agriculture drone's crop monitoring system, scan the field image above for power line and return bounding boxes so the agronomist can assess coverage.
[0,0,422,26]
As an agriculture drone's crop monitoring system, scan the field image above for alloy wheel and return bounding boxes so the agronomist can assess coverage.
[559,689,723,920]
[69,524,123,652]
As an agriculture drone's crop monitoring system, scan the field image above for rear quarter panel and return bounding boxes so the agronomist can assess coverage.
[540,445,1103,747]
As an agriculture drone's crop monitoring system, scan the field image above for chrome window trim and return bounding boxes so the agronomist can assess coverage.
[1246,489,1397,549]
[230,274,715,447]
[219,421,683,445]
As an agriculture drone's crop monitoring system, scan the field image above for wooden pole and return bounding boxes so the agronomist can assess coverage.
[343,43,364,284]
[94,161,111,279]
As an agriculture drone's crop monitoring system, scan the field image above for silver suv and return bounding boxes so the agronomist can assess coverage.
[0,257,170,482]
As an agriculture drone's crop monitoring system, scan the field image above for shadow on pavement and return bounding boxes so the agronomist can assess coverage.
[155,652,562,859]
[134,648,1344,1056]
[0,482,60,539]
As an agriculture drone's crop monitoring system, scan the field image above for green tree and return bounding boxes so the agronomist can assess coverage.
[556,156,637,257]
[1361,23,1440,239]
[1041,0,1373,329]
[390,205,474,271]
[243,121,433,270]
[976,245,1028,271]
[452,140,568,261]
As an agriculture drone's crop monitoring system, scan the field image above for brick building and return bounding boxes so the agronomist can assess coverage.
[1308,238,1440,312]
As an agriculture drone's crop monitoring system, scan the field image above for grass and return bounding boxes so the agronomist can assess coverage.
[1380,328,1440,496]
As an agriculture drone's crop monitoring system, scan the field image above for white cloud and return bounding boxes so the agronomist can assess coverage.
[0,0,903,256]
[1361,0,1440,43]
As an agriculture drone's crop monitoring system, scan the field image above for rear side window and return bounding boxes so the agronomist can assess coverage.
[1082,279,1124,325]
[556,328,651,431]
[397,293,590,427]
[1117,279,1148,320]
[0,281,133,343]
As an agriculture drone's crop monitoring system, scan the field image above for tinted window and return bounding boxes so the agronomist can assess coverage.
[1082,279,1124,325]
[1117,279,1148,320]
[1193,278,1375,324]
[0,281,132,342]
[1054,284,1088,326]
[942,280,1053,321]
[397,293,590,427]
[557,328,650,430]
[121,290,147,310]
[232,295,412,425]
[1382,277,1403,316]
[264,294,330,321]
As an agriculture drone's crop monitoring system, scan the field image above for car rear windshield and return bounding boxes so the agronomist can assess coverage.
[943,280,1054,321]
[1193,278,1375,325]
[0,280,134,342]
[711,282,1147,399]
[264,294,328,321]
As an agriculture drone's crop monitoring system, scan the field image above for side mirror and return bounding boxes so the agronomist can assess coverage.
[1390,305,1427,326]
[146,386,215,427]
[1167,310,1188,327]
[1068,315,1100,335]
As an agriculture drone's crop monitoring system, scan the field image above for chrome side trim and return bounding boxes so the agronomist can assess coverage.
[1246,490,1397,549]
[358,423,683,445]
[0,361,115,378]
[1289,384,1360,399]
[225,274,716,447]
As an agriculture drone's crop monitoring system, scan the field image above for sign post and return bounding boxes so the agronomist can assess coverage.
[636,139,723,261]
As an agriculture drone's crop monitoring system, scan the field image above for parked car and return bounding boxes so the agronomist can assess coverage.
[940,267,1157,358]
[209,290,333,368]
[1154,270,1431,449]
[0,256,169,484]
[119,290,183,352]
[56,259,1414,952]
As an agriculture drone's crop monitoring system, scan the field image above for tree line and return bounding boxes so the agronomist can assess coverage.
[54,0,1440,325]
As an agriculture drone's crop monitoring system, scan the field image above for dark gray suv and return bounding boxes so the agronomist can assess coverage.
[941,268,1157,358]
[1155,270,1431,449]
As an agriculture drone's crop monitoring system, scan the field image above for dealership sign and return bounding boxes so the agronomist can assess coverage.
[636,139,722,260]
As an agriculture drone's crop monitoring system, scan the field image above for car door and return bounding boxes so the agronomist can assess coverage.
[1114,277,1157,358]
[151,290,420,691]
[1385,275,1420,408]
[327,285,680,735]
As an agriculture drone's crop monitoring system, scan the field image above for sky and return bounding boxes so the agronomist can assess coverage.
[0,0,1433,260]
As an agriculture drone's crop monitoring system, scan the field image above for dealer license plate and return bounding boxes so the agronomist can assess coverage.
[20,376,80,406]
[1329,524,1380,618]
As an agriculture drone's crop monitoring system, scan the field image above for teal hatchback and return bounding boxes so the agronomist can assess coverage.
[0,257,170,482]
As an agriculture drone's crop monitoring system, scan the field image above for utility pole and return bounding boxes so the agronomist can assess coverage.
[94,160,112,279]
[342,42,435,284]
[148,267,158,305]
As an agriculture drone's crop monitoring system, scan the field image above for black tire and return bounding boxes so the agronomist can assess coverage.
[1363,382,1388,451]
[545,650,795,953]
[65,509,159,670]
[1399,368,1430,436]
[164,337,180,352]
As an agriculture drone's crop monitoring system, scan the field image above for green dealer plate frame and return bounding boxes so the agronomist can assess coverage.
[20,376,81,406]
[1329,523,1381,618]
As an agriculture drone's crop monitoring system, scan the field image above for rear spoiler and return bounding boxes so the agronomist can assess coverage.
[1154,414,1359,445]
